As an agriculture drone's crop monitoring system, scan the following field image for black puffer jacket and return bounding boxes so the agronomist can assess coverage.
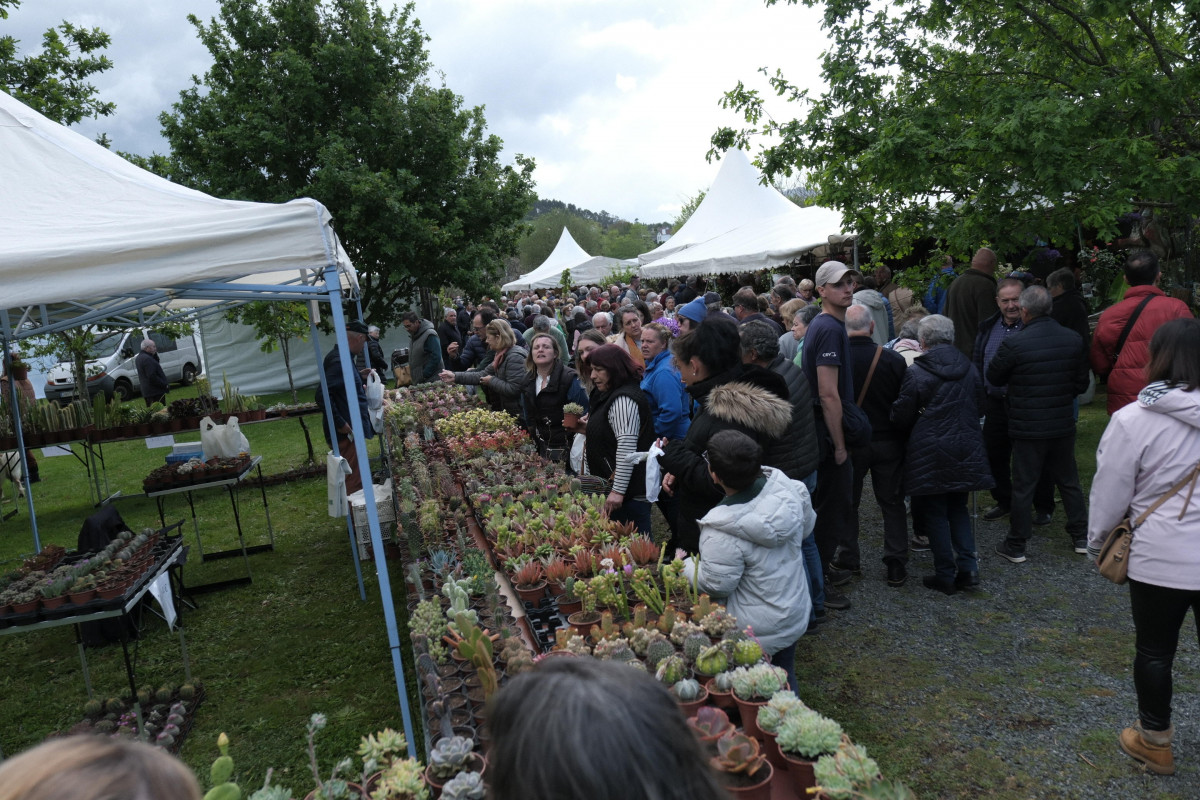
[768,355,820,479]
[891,344,993,496]
[986,316,1089,440]
[659,364,799,553]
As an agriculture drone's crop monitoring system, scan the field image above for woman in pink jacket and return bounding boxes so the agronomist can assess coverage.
[1088,318,1200,776]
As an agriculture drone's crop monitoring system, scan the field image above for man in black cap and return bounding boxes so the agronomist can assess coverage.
[315,320,374,495]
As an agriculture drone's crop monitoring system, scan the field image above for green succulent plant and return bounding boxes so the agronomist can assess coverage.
[776,708,844,760]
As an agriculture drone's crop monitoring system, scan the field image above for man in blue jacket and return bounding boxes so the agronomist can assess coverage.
[316,320,375,495]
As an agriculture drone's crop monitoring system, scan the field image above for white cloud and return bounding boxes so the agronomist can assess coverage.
[5,0,829,222]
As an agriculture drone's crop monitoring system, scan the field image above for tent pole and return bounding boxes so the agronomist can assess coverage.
[323,268,417,758]
[308,311,367,602]
[1,311,40,552]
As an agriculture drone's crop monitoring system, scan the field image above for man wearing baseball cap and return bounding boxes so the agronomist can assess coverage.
[802,261,864,609]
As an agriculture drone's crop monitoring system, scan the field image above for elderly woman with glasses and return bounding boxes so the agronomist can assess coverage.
[440,318,528,424]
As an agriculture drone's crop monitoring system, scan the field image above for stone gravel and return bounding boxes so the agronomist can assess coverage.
[802,494,1199,799]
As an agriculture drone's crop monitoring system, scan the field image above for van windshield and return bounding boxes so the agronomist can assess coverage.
[85,332,125,360]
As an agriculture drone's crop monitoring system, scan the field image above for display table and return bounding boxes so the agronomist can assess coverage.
[146,456,275,594]
[0,535,190,704]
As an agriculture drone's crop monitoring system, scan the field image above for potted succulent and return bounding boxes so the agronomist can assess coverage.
[8,350,29,381]
[756,691,808,768]
[561,402,584,430]
[670,677,710,718]
[812,739,913,799]
[565,581,600,636]
[775,708,844,797]
[729,664,788,741]
[687,705,736,750]
[510,559,546,605]
[710,730,774,800]
[439,770,485,800]
[423,735,485,794]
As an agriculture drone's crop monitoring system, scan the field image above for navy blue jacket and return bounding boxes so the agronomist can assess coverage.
[891,344,993,496]
[986,316,1088,440]
[316,345,374,446]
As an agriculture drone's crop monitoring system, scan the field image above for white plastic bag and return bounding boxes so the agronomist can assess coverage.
[365,370,385,433]
[569,434,585,474]
[644,442,664,503]
[200,416,251,459]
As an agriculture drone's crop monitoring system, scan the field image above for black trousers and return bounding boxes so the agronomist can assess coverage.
[1129,578,1200,731]
[1006,434,1087,545]
[983,395,1053,513]
[851,437,908,566]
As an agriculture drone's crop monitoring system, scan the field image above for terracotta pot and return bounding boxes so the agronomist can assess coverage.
[10,599,39,614]
[68,589,97,605]
[674,686,709,718]
[760,729,788,770]
[556,596,583,616]
[562,412,580,429]
[514,581,547,605]
[704,678,737,711]
[40,595,67,610]
[732,694,769,741]
[780,751,819,798]
[169,418,183,432]
[566,610,600,637]
[423,753,486,796]
[722,760,773,800]
[97,584,123,600]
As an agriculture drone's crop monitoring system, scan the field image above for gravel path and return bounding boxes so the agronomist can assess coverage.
[798,493,1199,799]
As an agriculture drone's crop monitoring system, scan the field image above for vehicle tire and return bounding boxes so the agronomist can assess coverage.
[112,380,133,401]
[181,363,198,386]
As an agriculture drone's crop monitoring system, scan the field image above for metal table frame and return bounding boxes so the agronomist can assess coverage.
[146,456,275,593]
[0,540,190,701]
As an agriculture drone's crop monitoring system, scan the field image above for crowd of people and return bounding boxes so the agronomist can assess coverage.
[304,250,1198,777]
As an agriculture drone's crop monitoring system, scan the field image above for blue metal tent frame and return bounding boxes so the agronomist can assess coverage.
[0,265,417,757]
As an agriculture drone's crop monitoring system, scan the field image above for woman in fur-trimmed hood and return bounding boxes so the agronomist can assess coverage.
[659,317,812,553]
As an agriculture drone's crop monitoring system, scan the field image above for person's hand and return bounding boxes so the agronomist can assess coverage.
[654,437,669,449]
[661,473,676,496]
[447,342,460,357]
[481,375,492,386]
[438,370,455,384]
[604,491,624,515]
[834,445,848,465]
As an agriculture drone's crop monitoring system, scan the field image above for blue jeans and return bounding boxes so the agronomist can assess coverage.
[610,498,652,535]
[912,492,977,583]
[799,471,824,619]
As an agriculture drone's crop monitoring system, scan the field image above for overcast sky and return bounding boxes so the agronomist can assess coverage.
[6,0,828,224]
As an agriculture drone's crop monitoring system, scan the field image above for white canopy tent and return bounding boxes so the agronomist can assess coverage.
[502,227,621,291]
[0,90,416,752]
[637,149,855,278]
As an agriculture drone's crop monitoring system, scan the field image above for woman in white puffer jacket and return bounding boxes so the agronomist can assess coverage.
[687,429,815,693]
[1087,318,1200,776]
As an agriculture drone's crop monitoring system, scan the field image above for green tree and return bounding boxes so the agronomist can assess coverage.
[672,190,706,232]
[517,209,603,271]
[158,0,536,329]
[599,220,655,260]
[712,0,1200,260]
[223,301,317,463]
[0,0,114,126]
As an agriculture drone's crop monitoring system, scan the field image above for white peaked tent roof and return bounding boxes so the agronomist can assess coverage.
[0,90,355,319]
[638,149,799,266]
[502,227,620,291]
[640,205,852,278]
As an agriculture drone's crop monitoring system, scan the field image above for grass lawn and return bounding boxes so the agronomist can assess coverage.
[0,390,416,792]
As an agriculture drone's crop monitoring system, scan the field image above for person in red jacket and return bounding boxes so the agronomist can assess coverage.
[1090,251,1193,414]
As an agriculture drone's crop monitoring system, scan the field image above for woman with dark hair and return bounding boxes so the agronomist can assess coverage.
[521,332,588,463]
[573,328,607,393]
[1087,317,1200,776]
[439,318,528,424]
[659,316,811,553]
[487,658,728,800]
[582,344,655,532]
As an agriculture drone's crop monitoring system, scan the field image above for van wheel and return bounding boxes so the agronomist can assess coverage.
[181,364,198,386]
[112,380,133,401]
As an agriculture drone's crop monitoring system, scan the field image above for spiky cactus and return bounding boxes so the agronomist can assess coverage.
[645,638,675,668]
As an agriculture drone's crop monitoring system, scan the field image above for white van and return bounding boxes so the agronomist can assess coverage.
[43,329,202,404]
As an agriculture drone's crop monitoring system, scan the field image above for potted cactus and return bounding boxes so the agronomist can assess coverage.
[670,677,709,718]
[561,402,584,430]
[439,770,485,800]
[710,730,774,800]
[510,559,546,605]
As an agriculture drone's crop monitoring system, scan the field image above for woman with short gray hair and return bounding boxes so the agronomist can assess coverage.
[891,314,994,594]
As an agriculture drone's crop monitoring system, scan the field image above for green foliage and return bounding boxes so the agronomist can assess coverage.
[672,190,706,232]
[713,0,1200,260]
[0,0,115,126]
[518,209,603,271]
[158,0,535,327]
